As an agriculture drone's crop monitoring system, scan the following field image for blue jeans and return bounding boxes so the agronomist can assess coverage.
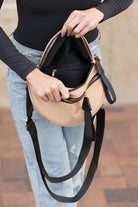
[7,32,102,207]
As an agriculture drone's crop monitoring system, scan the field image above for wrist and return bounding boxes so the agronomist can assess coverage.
[92,8,104,22]
[26,67,40,82]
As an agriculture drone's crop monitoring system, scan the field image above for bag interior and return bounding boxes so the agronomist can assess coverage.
[40,35,93,88]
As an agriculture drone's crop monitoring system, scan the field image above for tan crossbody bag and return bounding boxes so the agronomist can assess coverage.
[25,30,116,203]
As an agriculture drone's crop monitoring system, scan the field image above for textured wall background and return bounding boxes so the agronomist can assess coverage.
[99,0,138,105]
[0,0,138,108]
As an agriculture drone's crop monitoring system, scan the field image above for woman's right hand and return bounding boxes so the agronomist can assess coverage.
[26,68,71,102]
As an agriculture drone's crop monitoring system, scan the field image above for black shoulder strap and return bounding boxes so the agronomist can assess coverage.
[95,56,116,104]
[26,88,105,202]
[39,108,105,203]
[26,90,96,183]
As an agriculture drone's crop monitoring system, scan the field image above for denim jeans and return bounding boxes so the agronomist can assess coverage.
[7,31,102,207]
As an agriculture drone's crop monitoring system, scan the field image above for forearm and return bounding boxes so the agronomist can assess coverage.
[0,27,37,80]
[95,0,133,22]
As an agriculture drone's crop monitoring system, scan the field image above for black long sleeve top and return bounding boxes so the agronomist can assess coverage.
[0,0,133,80]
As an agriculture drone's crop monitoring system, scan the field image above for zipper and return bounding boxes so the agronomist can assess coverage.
[39,44,53,68]
[81,36,92,60]
[39,37,57,69]
[52,69,57,77]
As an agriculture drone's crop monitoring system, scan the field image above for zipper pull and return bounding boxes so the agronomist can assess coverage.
[52,69,57,77]
[91,58,96,64]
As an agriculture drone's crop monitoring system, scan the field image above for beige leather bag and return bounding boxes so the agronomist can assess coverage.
[27,30,113,126]
[25,30,116,203]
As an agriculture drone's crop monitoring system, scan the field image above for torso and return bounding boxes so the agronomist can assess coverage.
[13,0,100,51]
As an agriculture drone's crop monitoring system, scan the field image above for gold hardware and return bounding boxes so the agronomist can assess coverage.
[94,54,100,61]
[84,91,87,97]
[91,58,96,64]
[36,65,40,69]
[52,69,57,77]
[25,123,28,130]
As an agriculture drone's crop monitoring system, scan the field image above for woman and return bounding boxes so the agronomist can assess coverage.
[0,0,133,206]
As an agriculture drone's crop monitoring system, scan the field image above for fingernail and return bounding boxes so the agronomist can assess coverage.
[65,94,70,99]
[61,33,64,38]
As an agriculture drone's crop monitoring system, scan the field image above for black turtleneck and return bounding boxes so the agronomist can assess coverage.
[0,0,133,80]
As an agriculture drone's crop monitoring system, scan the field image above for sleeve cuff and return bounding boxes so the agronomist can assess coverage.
[20,63,37,81]
[94,5,109,23]
[95,0,134,23]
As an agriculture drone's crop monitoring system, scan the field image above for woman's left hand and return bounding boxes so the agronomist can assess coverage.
[61,8,104,38]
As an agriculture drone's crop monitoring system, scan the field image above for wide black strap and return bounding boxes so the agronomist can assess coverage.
[28,107,105,203]
[95,56,116,104]
[26,90,96,183]
[26,89,105,202]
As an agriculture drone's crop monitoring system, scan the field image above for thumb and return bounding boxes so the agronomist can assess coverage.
[67,87,74,91]
[59,86,70,99]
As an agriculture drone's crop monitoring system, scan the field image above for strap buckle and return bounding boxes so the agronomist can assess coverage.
[25,118,32,131]
[25,122,28,131]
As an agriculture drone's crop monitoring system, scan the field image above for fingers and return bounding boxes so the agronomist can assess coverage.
[42,88,69,102]
[74,25,91,38]
[44,89,56,102]
[51,87,62,102]
[40,84,70,103]
[29,70,71,103]
[67,87,74,91]
[61,9,101,38]
[59,85,70,99]
[41,94,49,102]
[71,17,89,36]
[61,10,90,38]
[65,15,82,36]
[61,10,78,36]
